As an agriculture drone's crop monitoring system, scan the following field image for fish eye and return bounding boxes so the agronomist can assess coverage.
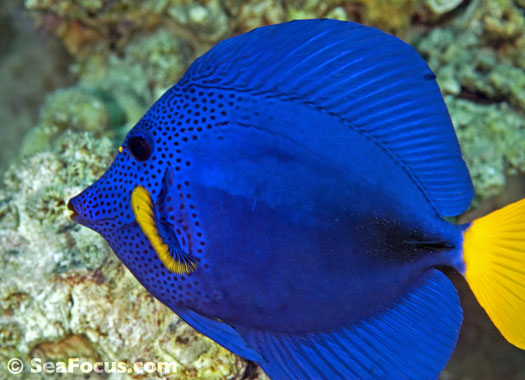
[128,135,152,162]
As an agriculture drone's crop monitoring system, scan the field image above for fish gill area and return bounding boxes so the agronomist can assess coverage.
[0,0,524,379]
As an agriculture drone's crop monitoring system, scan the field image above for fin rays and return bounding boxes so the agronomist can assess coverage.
[183,19,473,217]
[130,186,198,274]
[463,198,525,348]
[239,269,461,380]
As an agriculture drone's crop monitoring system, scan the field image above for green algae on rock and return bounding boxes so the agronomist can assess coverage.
[40,88,110,133]
[358,0,418,34]
[167,0,230,43]
[446,97,525,202]
[286,0,419,34]
[425,0,464,16]
[17,77,123,158]
[76,27,194,123]
[25,0,175,57]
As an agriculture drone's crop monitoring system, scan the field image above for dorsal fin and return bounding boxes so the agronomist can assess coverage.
[182,19,473,217]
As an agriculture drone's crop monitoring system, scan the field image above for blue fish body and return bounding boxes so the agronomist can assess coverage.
[69,19,525,380]
[139,89,458,332]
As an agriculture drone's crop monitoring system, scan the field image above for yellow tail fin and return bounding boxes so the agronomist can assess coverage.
[463,198,525,349]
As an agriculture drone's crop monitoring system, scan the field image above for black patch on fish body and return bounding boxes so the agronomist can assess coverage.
[356,216,455,263]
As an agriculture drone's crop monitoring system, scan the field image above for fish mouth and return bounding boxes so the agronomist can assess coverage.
[67,198,119,227]
[67,201,79,221]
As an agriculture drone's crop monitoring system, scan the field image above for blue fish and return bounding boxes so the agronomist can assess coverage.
[68,19,525,380]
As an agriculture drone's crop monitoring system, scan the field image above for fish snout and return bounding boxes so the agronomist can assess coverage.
[67,193,99,227]
[67,195,83,223]
[67,186,131,229]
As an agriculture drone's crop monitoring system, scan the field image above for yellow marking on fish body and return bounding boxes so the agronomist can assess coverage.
[131,186,197,274]
[118,146,123,153]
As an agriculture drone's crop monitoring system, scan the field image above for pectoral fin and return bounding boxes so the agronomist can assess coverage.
[131,186,198,274]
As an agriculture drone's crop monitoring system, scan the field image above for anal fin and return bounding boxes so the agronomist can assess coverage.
[239,269,462,380]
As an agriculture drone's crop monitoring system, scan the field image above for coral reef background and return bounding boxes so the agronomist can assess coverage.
[1,0,524,379]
